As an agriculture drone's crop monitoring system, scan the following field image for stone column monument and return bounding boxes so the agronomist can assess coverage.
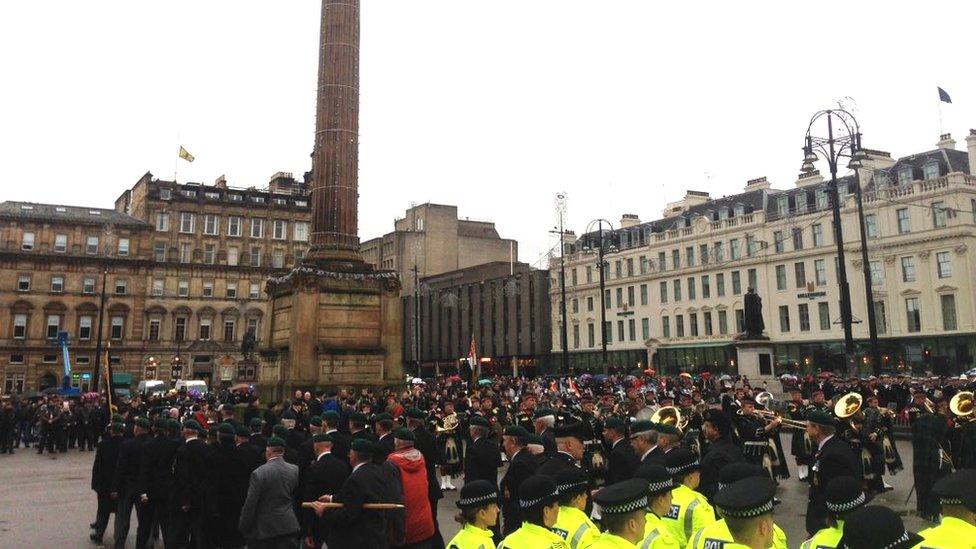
[263,0,402,395]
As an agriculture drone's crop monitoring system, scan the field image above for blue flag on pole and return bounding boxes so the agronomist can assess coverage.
[938,86,952,103]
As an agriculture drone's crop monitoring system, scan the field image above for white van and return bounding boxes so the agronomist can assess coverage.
[137,380,167,396]
[175,379,208,395]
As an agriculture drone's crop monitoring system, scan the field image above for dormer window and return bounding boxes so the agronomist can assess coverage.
[204,191,220,200]
[159,188,172,200]
[923,162,940,180]
[733,204,745,217]
[898,168,913,185]
[718,208,729,220]
[872,170,888,188]
[228,194,242,202]
[183,189,197,198]
[777,196,788,216]
[55,207,66,213]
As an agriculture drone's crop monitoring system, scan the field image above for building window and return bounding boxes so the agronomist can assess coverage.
[657,252,667,271]
[51,276,64,293]
[110,316,124,340]
[716,274,725,297]
[154,242,167,262]
[178,279,189,297]
[941,294,957,330]
[250,218,264,238]
[43,354,57,364]
[898,168,912,185]
[228,216,242,237]
[867,261,882,286]
[272,249,285,268]
[731,271,741,295]
[812,224,824,247]
[689,313,698,337]
[13,314,27,339]
[671,250,680,270]
[174,317,187,341]
[775,265,787,291]
[718,310,728,335]
[865,214,878,238]
[640,318,649,340]
[180,213,195,233]
[616,320,624,341]
[86,236,99,255]
[83,278,95,294]
[792,228,803,250]
[685,247,695,267]
[905,297,921,333]
[202,281,214,298]
[699,244,709,265]
[874,301,887,334]
[250,247,262,267]
[923,162,940,180]
[586,296,594,312]
[747,268,757,291]
[4,374,24,395]
[273,220,287,240]
[587,323,595,347]
[224,319,236,341]
[179,243,191,263]
[227,246,239,266]
[779,305,790,332]
[896,208,910,234]
[115,279,127,295]
[159,187,172,200]
[17,275,31,292]
[204,215,219,235]
[673,279,682,301]
[615,288,623,308]
[936,251,952,278]
[203,244,216,265]
[794,262,806,288]
[249,283,261,299]
[148,319,161,341]
[714,242,724,262]
[662,317,671,338]
[199,318,212,341]
[773,231,784,253]
[571,268,578,286]
[735,309,744,333]
[54,234,67,253]
[624,285,634,306]
[572,325,580,349]
[675,315,684,337]
[46,315,60,339]
[701,275,710,299]
[703,311,713,336]
[798,303,810,331]
[815,188,829,209]
[152,279,164,297]
[586,265,594,282]
[628,318,636,341]
[226,283,238,299]
[293,222,309,242]
[659,281,668,303]
[79,316,92,340]
[21,232,35,251]
[932,202,948,228]
[777,196,788,216]
[730,238,740,260]
[814,259,827,286]
[818,302,830,330]
[901,257,916,282]
[156,212,170,232]
[639,284,648,305]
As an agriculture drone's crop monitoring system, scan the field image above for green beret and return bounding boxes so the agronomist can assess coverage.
[234,425,250,438]
[631,420,655,434]
[526,434,544,446]
[312,432,332,443]
[504,425,529,438]
[808,410,835,427]
[322,410,340,422]
[351,439,375,454]
[405,408,426,420]
[469,416,489,428]
[394,428,415,442]
[216,422,234,435]
[267,436,286,449]
[350,412,368,423]
[207,426,218,436]
[604,417,626,430]
[249,417,264,428]
[309,415,322,427]
[183,419,201,431]
[655,423,680,436]
[533,408,556,419]
[168,419,181,431]
[112,413,124,423]
[110,422,125,433]
[374,412,392,423]
[272,424,288,438]
[153,418,167,429]
[134,417,151,429]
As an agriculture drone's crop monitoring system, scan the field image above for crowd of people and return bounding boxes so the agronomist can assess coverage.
[5,368,974,548]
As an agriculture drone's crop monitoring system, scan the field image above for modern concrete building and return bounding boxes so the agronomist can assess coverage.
[553,131,976,376]
[360,203,519,296]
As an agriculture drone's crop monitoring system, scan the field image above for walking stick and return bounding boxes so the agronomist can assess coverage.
[302,502,404,510]
[904,483,915,506]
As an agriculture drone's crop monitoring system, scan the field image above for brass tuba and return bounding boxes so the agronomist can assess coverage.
[950,391,975,424]
[651,405,687,434]
[833,392,863,419]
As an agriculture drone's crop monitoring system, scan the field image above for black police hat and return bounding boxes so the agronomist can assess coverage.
[553,422,586,441]
[932,469,976,511]
[593,479,649,515]
[665,448,700,477]
[717,462,765,491]
[554,467,590,497]
[838,506,923,549]
[825,476,866,514]
[519,475,558,510]
[457,480,497,510]
[633,464,674,496]
[714,477,776,518]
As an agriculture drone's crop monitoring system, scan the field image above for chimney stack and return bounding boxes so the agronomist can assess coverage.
[966,130,976,176]
[937,133,956,150]
[744,176,771,191]
[620,214,641,228]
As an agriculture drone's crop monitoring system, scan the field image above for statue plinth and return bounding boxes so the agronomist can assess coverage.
[734,334,776,385]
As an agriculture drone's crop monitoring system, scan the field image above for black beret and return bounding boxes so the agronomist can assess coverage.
[593,479,649,515]
[519,475,558,510]
[665,448,700,477]
[554,467,589,496]
[553,422,586,441]
[632,464,674,496]
[456,480,497,510]
[838,506,923,549]
[714,478,776,518]
[825,476,866,514]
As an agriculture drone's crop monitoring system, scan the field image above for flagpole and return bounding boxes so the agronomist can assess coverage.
[174,132,181,182]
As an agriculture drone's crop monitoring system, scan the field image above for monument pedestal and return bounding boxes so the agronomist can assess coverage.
[264,264,403,396]
[734,338,777,386]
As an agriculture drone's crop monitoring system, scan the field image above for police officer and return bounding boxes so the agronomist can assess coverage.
[550,468,598,549]
[915,469,976,547]
[712,477,779,549]
[498,475,568,549]
[688,463,789,549]
[588,479,649,549]
[634,465,680,549]
[837,506,923,549]
[447,480,500,549]
[661,448,714,547]
[800,476,866,549]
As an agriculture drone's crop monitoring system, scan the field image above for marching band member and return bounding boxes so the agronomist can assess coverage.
[787,388,813,481]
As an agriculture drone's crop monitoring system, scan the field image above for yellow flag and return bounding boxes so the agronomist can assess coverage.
[178,146,195,163]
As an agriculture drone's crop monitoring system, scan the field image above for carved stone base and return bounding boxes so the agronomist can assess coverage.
[734,339,777,386]
[261,265,403,396]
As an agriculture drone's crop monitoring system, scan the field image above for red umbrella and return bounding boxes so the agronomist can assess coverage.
[229,383,253,392]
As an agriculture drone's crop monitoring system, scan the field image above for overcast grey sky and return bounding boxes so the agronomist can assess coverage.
[2,1,975,266]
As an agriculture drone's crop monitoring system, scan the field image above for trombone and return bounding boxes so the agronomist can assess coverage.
[754,409,807,429]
